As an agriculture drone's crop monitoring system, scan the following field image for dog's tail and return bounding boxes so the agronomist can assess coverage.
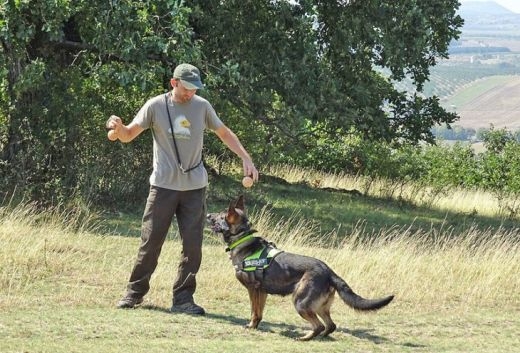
[331,273,394,311]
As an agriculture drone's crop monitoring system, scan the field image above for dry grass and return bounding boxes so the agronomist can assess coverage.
[246,206,520,308]
[1,202,518,310]
[1,189,519,352]
[267,164,520,218]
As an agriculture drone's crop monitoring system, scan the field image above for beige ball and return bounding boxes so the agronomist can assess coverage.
[242,176,254,188]
[107,130,118,141]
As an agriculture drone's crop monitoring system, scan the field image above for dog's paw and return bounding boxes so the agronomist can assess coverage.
[245,321,259,330]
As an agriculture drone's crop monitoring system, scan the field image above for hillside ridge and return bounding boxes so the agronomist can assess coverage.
[453,76,520,130]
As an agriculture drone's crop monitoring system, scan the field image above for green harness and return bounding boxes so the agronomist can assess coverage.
[227,234,283,272]
[242,245,283,272]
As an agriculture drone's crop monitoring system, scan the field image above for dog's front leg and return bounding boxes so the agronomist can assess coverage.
[246,288,267,329]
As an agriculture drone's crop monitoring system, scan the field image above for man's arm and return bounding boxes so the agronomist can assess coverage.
[106,115,145,143]
[214,125,259,181]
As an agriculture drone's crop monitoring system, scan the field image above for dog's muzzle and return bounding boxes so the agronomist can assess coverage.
[206,214,229,233]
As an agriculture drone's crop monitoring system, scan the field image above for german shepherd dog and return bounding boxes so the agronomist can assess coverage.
[207,195,394,341]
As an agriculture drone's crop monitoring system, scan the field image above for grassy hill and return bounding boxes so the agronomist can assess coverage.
[403,2,520,131]
[1,167,519,352]
[446,75,520,129]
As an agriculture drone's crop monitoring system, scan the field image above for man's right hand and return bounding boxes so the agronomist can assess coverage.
[105,117,144,143]
[106,115,123,141]
[106,115,122,130]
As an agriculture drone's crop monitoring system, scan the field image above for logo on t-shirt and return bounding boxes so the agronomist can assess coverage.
[169,115,191,139]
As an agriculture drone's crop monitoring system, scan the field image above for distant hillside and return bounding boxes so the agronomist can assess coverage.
[458,1,520,29]
[432,2,520,131]
[460,1,514,17]
[450,76,520,130]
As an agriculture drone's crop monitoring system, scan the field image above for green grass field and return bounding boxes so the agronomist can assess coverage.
[1,169,519,352]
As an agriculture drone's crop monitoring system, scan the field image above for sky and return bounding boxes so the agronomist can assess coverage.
[460,0,520,13]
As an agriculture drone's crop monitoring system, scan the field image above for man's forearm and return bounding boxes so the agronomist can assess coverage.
[107,116,144,143]
[217,127,252,161]
[215,125,258,180]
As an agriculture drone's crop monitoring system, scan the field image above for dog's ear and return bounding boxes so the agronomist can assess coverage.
[227,199,237,215]
[235,194,245,211]
[227,199,239,224]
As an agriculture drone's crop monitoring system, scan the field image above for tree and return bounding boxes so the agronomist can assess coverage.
[1,0,464,204]
[482,126,515,154]
[1,0,198,204]
[187,0,462,153]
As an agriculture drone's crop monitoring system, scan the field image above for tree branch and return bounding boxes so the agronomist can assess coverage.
[49,40,169,65]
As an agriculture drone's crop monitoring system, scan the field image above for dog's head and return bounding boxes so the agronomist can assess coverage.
[207,195,253,246]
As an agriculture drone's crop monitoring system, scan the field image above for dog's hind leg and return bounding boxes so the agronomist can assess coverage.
[246,288,267,329]
[317,291,337,337]
[294,308,325,341]
[293,290,325,340]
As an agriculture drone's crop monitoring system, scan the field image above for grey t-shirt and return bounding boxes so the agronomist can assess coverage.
[133,93,224,191]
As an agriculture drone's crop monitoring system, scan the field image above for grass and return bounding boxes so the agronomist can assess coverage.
[230,164,520,237]
[1,168,519,352]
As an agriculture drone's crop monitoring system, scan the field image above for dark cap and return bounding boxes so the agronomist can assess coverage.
[173,63,204,90]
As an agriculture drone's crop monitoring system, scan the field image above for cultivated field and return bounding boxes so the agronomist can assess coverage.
[448,75,520,130]
[427,5,520,132]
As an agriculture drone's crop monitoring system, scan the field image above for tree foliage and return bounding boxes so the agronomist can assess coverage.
[1,0,464,205]
[189,0,463,160]
[1,0,198,205]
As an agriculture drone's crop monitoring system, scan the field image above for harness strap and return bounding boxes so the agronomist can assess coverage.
[164,93,202,174]
[242,245,283,272]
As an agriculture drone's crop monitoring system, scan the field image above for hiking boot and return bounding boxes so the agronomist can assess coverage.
[117,296,143,309]
[170,302,206,315]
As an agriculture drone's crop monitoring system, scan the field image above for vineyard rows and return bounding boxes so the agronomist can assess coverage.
[391,61,520,100]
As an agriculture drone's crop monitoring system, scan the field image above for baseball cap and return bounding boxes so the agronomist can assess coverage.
[173,63,204,90]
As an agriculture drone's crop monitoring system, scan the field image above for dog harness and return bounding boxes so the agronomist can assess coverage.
[227,234,283,273]
[242,244,283,272]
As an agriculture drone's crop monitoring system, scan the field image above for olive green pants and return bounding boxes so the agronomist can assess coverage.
[125,186,206,305]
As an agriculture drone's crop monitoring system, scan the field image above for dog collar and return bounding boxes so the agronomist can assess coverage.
[227,233,256,251]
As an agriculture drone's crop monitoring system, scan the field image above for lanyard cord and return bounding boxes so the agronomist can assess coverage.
[164,93,202,174]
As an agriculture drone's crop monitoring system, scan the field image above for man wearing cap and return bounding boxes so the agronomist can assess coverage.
[107,63,259,315]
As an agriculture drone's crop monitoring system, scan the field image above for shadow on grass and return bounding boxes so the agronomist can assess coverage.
[340,327,427,348]
[140,304,171,313]
[140,304,426,347]
[231,174,520,239]
[208,314,401,345]
[99,171,520,240]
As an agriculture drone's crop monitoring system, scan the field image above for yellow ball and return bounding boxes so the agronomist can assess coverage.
[107,130,118,141]
[242,176,254,188]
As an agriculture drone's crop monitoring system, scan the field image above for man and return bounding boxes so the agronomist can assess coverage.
[107,63,258,315]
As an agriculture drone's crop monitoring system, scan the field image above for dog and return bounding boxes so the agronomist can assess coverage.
[207,195,394,341]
